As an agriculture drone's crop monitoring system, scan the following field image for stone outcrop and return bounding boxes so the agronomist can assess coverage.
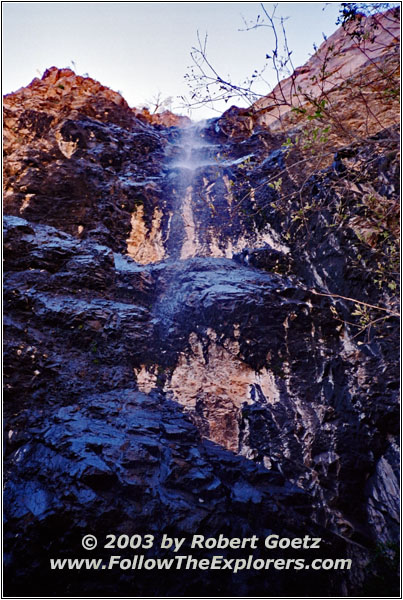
[3,12,400,596]
[3,66,170,254]
[216,8,400,147]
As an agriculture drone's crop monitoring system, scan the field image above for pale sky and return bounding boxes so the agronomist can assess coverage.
[3,1,344,119]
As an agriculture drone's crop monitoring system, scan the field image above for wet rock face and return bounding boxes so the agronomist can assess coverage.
[4,387,370,597]
[3,66,399,596]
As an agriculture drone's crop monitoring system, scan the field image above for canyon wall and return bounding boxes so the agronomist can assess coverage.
[3,10,400,596]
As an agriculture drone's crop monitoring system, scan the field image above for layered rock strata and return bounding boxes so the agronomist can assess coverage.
[3,15,400,595]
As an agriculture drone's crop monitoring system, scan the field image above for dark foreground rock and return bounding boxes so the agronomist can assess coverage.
[4,388,370,597]
[4,213,399,596]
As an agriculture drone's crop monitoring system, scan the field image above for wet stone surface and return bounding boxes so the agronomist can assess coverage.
[3,67,399,596]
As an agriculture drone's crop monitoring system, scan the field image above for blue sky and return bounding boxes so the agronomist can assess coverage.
[3,2,343,118]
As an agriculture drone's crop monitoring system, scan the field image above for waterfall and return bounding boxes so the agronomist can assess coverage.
[167,122,221,259]
[126,120,289,264]
[164,121,289,261]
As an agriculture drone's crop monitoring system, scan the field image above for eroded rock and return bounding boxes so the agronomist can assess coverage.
[3,44,399,596]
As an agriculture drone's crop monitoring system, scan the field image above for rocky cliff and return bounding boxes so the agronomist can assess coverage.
[3,11,400,597]
[253,8,400,134]
[216,7,399,149]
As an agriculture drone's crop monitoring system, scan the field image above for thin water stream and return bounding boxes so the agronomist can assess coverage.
[165,122,289,260]
[127,121,289,263]
[167,122,223,259]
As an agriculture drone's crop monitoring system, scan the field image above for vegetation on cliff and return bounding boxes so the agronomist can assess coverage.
[186,4,400,339]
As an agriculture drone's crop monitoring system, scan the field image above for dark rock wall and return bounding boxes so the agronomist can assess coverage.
[3,68,399,596]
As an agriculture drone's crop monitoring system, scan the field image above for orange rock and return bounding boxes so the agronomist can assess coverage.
[252,8,400,140]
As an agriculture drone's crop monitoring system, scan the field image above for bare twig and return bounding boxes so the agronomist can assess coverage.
[310,289,400,317]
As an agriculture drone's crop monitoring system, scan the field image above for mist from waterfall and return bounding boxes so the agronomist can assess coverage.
[164,122,289,261]
[166,122,222,259]
[170,122,220,171]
